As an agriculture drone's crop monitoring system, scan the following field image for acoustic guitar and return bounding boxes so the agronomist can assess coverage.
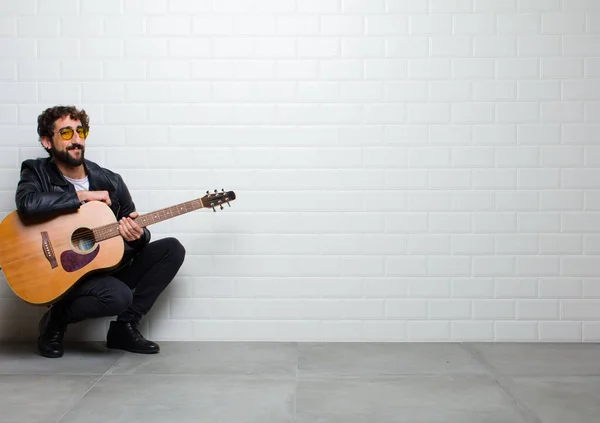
[0,190,235,305]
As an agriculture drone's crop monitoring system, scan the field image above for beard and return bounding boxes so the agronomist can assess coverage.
[50,143,85,167]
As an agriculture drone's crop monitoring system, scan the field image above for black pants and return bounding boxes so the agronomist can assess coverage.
[53,237,185,325]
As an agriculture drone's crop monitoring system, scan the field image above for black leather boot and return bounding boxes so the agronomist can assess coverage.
[106,320,159,354]
[37,307,67,358]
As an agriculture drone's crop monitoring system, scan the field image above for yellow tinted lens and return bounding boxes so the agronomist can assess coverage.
[59,127,74,140]
[76,126,88,139]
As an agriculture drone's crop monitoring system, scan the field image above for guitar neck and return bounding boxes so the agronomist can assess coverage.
[92,199,204,242]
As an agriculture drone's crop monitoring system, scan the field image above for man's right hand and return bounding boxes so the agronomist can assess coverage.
[76,190,111,206]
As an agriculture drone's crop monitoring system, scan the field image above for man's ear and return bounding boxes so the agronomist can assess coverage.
[40,137,52,150]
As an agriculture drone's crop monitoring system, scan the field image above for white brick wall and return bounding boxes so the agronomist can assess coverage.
[0,0,599,342]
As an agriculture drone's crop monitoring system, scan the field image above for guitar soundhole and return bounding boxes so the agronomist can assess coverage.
[71,228,95,253]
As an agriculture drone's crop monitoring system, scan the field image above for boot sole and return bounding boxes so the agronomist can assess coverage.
[39,351,63,358]
[106,342,159,354]
[38,345,63,358]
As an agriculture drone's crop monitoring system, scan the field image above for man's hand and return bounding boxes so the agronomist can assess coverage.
[119,212,143,242]
[76,190,111,206]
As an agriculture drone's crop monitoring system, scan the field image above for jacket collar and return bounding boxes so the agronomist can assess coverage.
[45,157,115,191]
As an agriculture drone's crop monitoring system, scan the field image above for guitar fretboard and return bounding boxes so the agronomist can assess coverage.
[92,199,203,242]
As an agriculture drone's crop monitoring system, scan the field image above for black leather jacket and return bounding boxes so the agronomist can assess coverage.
[15,157,151,261]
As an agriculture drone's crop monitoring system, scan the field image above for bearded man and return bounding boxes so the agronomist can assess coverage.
[15,105,185,358]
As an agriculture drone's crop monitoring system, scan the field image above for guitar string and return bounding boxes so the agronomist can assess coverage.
[68,209,187,242]
[51,199,217,245]
[67,213,174,243]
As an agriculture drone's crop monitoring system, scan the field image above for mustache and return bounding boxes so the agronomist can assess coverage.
[67,143,84,151]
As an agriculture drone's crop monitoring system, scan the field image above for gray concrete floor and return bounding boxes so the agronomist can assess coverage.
[0,342,599,423]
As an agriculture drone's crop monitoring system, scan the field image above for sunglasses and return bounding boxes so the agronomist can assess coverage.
[57,126,88,140]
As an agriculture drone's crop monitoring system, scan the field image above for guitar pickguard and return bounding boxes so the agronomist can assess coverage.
[60,246,100,273]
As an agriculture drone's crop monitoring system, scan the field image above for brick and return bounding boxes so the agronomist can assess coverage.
[297,0,339,13]
[452,322,494,341]
[321,16,364,35]
[518,0,560,12]
[431,0,473,13]
[539,322,581,342]
[516,300,559,320]
[147,17,191,35]
[543,12,586,34]
[498,14,541,34]
[169,0,211,12]
[495,192,539,211]
[409,59,451,79]
[17,17,59,37]
[277,16,319,35]
[124,0,167,14]
[542,58,583,78]
[366,16,408,35]
[495,322,537,341]
[410,15,453,35]
[475,0,517,12]
[81,0,121,14]
[454,14,496,35]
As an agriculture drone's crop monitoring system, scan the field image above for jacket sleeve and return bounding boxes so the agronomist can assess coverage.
[15,160,81,220]
[114,172,151,252]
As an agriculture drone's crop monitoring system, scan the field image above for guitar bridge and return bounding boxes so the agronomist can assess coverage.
[41,231,58,269]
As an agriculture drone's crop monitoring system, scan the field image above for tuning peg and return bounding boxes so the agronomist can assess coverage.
[206,190,209,194]
[212,207,216,212]
[220,205,224,210]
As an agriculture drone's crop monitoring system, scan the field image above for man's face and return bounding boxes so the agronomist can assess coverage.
[42,116,87,167]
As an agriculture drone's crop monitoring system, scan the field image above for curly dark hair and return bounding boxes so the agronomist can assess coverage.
[37,105,90,149]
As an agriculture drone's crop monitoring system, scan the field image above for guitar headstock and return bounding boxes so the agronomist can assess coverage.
[201,189,236,211]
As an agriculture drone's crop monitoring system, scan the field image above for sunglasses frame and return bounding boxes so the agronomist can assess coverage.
[57,125,88,141]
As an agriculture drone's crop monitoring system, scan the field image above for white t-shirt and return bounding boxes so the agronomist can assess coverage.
[63,175,89,192]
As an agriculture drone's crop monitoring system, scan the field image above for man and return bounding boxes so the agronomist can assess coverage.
[15,105,186,358]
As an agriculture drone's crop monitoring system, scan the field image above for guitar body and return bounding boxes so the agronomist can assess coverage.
[0,201,124,306]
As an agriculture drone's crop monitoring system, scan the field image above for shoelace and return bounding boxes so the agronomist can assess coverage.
[42,327,64,343]
[126,322,146,342]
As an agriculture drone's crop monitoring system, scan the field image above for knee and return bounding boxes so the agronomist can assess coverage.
[161,237,186,266]
[104,283,133,315]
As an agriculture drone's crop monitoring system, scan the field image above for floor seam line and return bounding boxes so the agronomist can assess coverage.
[54,349,125,423]
[293,342,299,423]
[461,343,543,423]
[54,373,104,423]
